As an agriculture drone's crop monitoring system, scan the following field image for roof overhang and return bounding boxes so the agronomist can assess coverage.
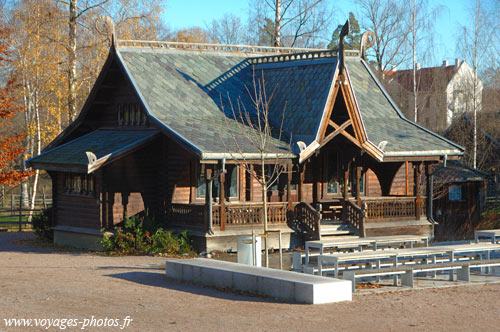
[27,130,160,174]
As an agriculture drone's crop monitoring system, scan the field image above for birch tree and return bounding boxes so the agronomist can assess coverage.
[456,0,497,169]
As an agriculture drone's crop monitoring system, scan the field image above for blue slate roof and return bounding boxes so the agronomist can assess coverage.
[27,130,159,171]
[115,45,461,160]
[346,58,463,156]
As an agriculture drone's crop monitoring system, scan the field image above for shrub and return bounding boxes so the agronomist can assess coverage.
[101,214,195,256]
[31,207,54,241]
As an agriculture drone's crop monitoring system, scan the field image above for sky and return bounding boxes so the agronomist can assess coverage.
[162,0,472,68]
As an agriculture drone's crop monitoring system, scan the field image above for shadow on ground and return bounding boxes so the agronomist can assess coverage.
[105,271,281,304]
[0,231,92,255]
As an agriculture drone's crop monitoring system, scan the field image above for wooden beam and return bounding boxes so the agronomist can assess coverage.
[414,162,421,220]
[220,171,226,231]
[320,119,352,148]
[299,163,306,202]
[319,82,341,141]
[328,120,361,148]
[287,164,292,211]
[356,166,361,206]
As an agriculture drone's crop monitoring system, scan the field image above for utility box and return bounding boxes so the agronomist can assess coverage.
[237,235,261,267]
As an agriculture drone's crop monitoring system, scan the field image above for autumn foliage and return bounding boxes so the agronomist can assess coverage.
[0,27,29,186]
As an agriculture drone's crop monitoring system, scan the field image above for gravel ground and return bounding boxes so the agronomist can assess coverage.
[1,232,500,332]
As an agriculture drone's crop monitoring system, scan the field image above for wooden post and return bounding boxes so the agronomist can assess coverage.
[312,157,319,205]
[42,186,47,209]
[249,164,254,202]
[356,166,361,206]
[220,171,226,231]
[1,185,4,207]
[287,164,292,211]
[414,162,421,220]
[205,167,212,230]
[18,181,23,232]
[298,163,306,202]
[343,165,349,200]
[425,163,432,218]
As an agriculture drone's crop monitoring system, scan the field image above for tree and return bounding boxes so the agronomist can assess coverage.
[206,13,247,45]
[249,0,332,47]
[456,0,498,169]
[408,0,441,123]
[327,12,361,50]
[0,26,29,186]
[171,27,210,43]
[219,70,290,267]
[354,0,410,71]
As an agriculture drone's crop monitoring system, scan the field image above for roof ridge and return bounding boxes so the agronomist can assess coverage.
[117,39,333,55]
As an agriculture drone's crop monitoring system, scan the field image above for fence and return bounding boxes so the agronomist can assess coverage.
[0,189,52,231]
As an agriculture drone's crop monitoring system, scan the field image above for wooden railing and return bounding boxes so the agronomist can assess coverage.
[363,196,426,221]
[168,203,205,227]
[292,202,321,240]
[212,202,288,227]
[343,200,366,237]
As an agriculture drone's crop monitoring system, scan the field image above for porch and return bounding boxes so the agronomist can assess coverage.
[165,195,432,251]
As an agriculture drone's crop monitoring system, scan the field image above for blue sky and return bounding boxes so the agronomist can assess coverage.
[162,0,472,67]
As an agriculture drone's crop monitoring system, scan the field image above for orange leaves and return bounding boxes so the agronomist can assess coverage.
[172,27,210,43]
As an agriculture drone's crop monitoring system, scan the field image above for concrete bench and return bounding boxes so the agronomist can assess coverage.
[344,258,500,292]
[165,258,352,304]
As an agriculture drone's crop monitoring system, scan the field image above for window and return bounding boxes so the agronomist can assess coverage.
[226,165,238,198]
[449,185,462,201]
[196,166,221,200]
[64,173,95,196]
[117,103,146,126]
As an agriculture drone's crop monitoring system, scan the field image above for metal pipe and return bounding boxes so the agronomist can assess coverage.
[279,230,283,270]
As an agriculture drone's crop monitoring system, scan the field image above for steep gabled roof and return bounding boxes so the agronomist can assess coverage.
[116,47,294,159]
[37,40,464,167]
[346,58,464,159]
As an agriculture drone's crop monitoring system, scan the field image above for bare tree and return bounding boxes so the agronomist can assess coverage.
[355,0,410,71]
[205,13,248,45]
[408,0,442,123]
[218,70,291,268]
[249,0,332,47]
[456,0,497,169]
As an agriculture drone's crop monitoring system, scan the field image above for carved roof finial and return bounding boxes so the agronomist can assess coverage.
[360,31,375,60]
[96,16,116,48]
[338,19,350,72]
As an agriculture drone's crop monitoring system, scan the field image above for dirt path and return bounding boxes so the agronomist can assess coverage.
[1,232,499,331]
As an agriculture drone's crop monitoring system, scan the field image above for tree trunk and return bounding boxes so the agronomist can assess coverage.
[411,0,418,123]
[261,159,269,268]
[28,101,42,221]
[68,0,78,123]
[274,0,281,47]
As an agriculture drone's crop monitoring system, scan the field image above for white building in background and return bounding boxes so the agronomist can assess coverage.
[384,59,483,134]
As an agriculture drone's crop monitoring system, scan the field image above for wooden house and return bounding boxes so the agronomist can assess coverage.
[432,160,489,240]
[27,36,463,251]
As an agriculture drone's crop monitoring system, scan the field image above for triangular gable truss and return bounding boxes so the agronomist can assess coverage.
[315,71,384,162]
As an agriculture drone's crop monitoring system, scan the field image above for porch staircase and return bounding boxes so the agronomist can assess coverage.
[319,219,357,239]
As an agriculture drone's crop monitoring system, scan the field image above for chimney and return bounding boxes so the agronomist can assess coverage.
[442,60,448,67]
[416,62,421,70]
[455,58,460,67]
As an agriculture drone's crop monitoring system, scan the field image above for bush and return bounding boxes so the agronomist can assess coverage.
[31,207,54,241]
[101,214,195,256]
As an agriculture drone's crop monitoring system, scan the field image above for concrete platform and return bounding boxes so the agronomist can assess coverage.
[165,258,351,304]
